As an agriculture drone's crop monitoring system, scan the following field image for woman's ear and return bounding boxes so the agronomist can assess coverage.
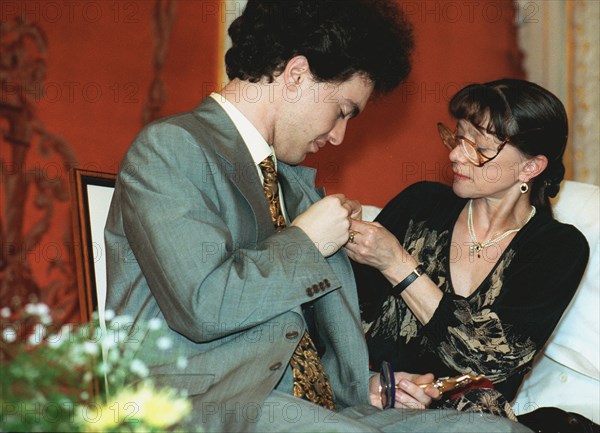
[520,155,548,182]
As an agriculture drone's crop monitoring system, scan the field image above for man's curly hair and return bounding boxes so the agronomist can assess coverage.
[225,0,414,95]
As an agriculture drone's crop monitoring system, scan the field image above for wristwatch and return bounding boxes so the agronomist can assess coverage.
[390,264,425,297]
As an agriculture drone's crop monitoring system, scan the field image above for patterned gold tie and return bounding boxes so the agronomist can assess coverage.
[258,156,335,410]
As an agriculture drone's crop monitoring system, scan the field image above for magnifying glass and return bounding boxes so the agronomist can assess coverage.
[379,360,486,409]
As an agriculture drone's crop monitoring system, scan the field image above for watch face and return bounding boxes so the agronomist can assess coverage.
[380,360,395,409]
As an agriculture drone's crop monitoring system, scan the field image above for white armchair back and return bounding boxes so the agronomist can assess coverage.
[512,180,599,422]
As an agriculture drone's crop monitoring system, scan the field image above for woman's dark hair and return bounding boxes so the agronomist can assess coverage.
[449,78,568,216]
[225,0,414,96]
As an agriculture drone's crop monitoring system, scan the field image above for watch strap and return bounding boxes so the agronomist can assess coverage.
[390,264,425,297]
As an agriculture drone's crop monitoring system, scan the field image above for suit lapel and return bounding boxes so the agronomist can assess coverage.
[278,163,323,220]
[191,98,274,243]
[280,163,353,282]
[190,98,327,242]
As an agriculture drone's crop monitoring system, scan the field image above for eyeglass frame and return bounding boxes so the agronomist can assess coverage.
[437,122,512,167]
[437,122,545,167]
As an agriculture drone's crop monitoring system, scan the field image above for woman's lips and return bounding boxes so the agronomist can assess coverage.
[453,171,470,180]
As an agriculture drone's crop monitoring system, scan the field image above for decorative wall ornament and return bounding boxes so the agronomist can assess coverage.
[142,0,178,125]
[0,18,78,319]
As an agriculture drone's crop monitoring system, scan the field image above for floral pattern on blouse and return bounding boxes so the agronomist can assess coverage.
[364,218,537,384]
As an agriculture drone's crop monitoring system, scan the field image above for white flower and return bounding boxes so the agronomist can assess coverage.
[104,309,115,322]
[48,325,73,348]
[2,306,199,433]
[83,341,99,356]
[27,323,46,345]
[68,348,83,365]
[36,303,50,316]
[108,348,120,362]
[24,303,50,321]
[39,314,52,325]
[100,333,117,350]
[130,359,149,377]
[47,334,64,348]
[34,323,46,336]
[156,336,172,350]
[28,333,41,346]
[98,362,109,375]
[2,327,16,343]
[148,317,161,331]
[111,315,133,327]
[60,324,75,339]
[176,356,188,370]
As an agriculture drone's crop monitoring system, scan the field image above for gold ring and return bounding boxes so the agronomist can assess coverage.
[348,231,356,243]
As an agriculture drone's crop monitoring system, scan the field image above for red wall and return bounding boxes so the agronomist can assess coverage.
[35,1,221,173]
[1,0,220,318]
[1,0,524,320]
[305,0,524,206]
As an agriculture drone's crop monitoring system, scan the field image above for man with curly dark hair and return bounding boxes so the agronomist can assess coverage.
[225,0,413,95]
[106,1,532,431]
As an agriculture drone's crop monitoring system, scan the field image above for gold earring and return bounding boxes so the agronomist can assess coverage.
[520,182,529,193]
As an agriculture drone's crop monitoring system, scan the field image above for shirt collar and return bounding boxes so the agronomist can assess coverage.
[210,92,274,166]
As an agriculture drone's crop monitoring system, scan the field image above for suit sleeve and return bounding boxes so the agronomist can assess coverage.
[114,123,339,342]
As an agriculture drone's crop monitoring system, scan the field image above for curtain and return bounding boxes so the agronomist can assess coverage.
[517,0,599,185]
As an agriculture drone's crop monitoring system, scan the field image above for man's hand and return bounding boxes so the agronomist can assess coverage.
[291,194,360,257]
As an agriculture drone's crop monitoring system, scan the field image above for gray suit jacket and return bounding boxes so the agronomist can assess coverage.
[105,97,370,432]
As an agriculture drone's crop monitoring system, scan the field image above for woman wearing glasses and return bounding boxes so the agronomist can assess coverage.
[346,79,589,418]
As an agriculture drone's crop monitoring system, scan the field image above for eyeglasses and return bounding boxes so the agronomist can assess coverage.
[437,122,509,167]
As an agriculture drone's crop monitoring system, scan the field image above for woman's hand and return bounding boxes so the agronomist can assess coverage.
[345,219,416,278]
[369,371,440,409]
[291,194,360,257]
[348,217,443,325]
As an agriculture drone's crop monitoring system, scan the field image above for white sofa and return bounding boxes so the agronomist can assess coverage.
[363,180,600,423]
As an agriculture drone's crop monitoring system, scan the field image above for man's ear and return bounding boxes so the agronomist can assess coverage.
[282,56,311,85]
[520,154,548,182]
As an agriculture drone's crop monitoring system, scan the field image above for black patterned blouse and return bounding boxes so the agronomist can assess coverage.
[354,181,589,408]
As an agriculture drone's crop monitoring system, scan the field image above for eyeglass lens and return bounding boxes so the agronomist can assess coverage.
[460,140,480,164]
[437,123,482,166]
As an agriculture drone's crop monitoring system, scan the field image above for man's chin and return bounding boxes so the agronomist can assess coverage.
[279,154,307,166]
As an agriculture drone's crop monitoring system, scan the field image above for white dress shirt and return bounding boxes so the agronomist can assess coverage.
[209,92,289,223]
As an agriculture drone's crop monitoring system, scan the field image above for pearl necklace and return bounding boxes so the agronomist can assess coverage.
[467,200,536,258]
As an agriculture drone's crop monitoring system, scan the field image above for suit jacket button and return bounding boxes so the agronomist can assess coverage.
[306,287,314,296]
[269,362,282,371]
[312,284,319,293]
[285,331,299,339]
[324,279,331,288]
[319,281,326,291]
